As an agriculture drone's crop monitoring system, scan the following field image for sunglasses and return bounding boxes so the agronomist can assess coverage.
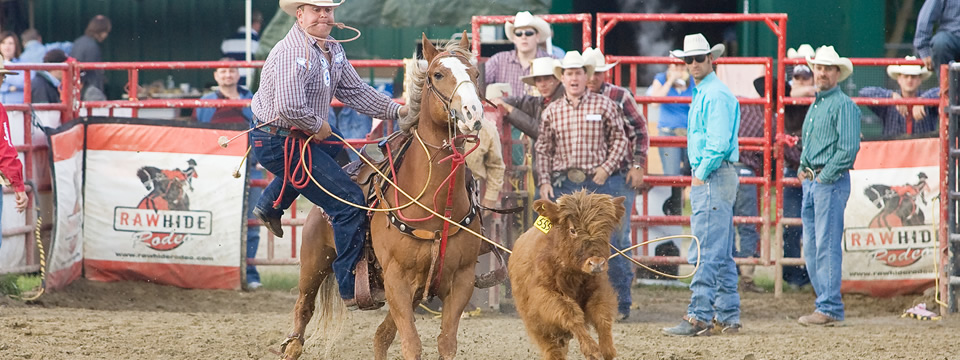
[682,55,708,64]
[514,30,537,38]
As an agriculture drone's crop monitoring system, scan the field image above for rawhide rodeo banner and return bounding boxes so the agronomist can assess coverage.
[47,118,249,290]
[842,137,939,297]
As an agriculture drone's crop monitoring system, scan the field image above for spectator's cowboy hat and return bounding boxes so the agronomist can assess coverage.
[806,46,853,81]
[280,0,343,17]
[886,56,932,81]
[521,57,558,85]
[505,11,552,42]
[0,55,15,75]
[553,51,594,79]
[787,44,815,59]
[670,33,724,59]
[582,47,619,73]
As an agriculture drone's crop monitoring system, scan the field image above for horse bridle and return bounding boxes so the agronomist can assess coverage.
[424,51,483,118]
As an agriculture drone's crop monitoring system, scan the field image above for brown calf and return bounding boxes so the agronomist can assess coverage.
[509,190,626,360]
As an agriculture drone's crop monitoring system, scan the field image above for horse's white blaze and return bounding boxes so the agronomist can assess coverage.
[439,57,484,133]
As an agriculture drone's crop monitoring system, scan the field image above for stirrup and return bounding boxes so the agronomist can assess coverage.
[475,245,507,288]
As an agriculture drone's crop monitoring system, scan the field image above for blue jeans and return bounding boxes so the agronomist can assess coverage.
[246,163,264,284]
[782,168,809,286]
[658,127,687,176]
[733,165,759,259]
[553,172,634,315]
[686,163,739,324]
[252,127,363,299]
[801,172,850,320]
[931,31,960,73]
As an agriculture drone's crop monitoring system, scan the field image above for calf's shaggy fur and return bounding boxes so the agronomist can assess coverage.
[508,191,625,360]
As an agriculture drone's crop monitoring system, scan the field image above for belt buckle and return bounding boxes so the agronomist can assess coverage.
[566,168,586,184]
[803,168,816,180]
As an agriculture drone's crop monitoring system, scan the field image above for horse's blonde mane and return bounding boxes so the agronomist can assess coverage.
[400,41,476,133]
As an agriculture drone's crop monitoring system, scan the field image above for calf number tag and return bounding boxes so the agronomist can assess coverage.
[534,215,552,234]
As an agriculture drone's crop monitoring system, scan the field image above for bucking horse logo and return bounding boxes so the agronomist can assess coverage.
[136,159,198,211]
[864,172,931,228]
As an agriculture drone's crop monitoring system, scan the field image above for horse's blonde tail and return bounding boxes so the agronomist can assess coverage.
[305,273,347,359]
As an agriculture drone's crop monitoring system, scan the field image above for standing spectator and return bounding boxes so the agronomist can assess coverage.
[72,15,112,99]
[19,29,73,66]
[779,66,813,290]
[914,0,960,71]
[0,60,29,250]
[858,56,939,136]
[485,11,556,97]
[30,49,68,104]
[662,34,741,336]
[193,59,263,289]
[798,46,861,326]
[464,118,506,210]
[646,61,694,177]
[733,98,764,293]
[534,50,629,205]
[221,10,263,86]
[0,32,24,104]
[583,47,650,320]
[490,57,563,166]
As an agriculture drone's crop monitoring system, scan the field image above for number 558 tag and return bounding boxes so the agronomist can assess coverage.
[534,215,552,234]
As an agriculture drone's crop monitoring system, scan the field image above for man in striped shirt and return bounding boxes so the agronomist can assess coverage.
[250,0,406,306]
[797,46,860,326]
[534,51,629,202]
[583,47,649,321]
[662,34,741,337]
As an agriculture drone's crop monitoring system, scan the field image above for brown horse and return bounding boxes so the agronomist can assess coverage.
[280,32,486,360]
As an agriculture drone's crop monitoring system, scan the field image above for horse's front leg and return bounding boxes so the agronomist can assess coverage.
[436,262,476,359]
[382,260,423,360]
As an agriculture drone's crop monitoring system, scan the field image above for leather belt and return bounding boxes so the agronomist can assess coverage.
[802,166,823,180]
[258,124,308,140]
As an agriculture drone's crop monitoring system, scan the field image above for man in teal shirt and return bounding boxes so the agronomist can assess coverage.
[662,34,741,336]
[797,46,860,326]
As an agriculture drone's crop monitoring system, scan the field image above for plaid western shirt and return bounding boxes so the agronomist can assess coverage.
[484,49,554,97]
[599,82,649,168]
[535,92,630,185]
[252,24,400,133]
[738,104,765,175]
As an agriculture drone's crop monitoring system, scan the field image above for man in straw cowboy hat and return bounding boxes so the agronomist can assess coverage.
[534,50,629,203]
[0,56,29,251]
[250,0,407,306]
[486,11,559,98]
[491,57,563,170]
[797,45,861,326]
[859,56,940,136]
[583,47,650,320]
[661,33,742,336]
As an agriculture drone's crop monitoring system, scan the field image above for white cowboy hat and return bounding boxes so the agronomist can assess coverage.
[0,55,15,75]
[886,56,932,81]
[505,11,552,42]
[670,33,724,59]
[279,0,343,17]
[552,51,594,79]
[582,47,619,73]
[521,57,558,85]
[806,45,854,82]
[787,44,815,59]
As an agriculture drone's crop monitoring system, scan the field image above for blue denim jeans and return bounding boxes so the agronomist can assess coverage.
[553,172,634,315]
[657,127,687,176]
[782,168,810,286]
[733,165,759,259]
[246,164,264,284]
[931,31,960,73]
[801,171,850,320]
[251,127,363,299]
[686,162,740,324]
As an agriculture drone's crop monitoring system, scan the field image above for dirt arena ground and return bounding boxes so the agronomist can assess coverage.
[1,274,958,360]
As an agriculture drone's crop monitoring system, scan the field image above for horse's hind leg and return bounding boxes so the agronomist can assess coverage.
[436,267,476,359]
[373,309,398,360]
[283,207,338,360]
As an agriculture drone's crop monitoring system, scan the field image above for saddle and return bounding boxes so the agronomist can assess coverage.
[342,131,508,311]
